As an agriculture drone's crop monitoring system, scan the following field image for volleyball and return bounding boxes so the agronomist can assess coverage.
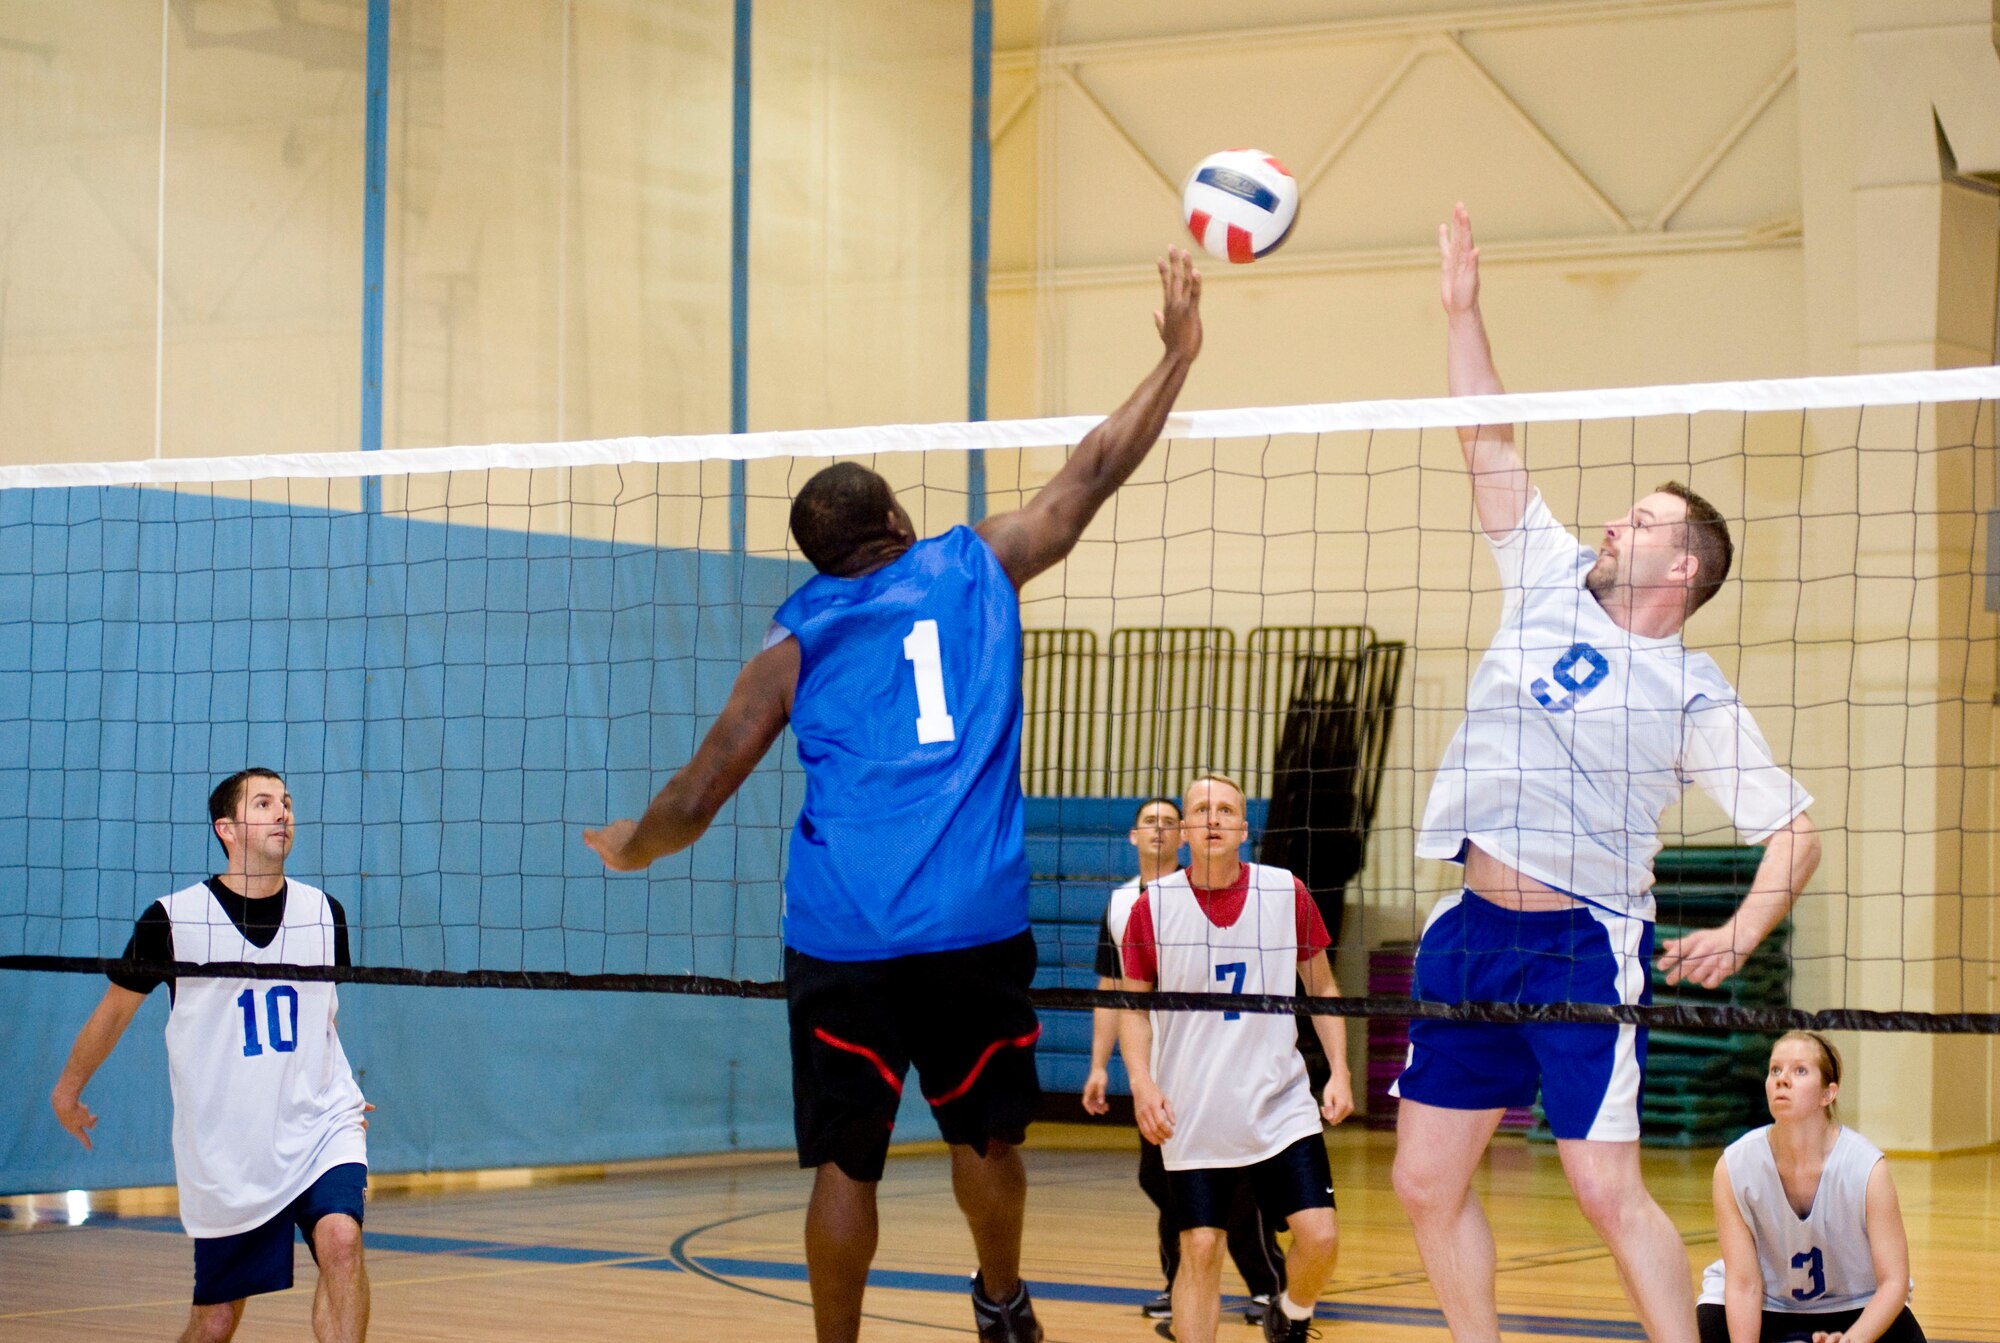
[1181,149,1298,264]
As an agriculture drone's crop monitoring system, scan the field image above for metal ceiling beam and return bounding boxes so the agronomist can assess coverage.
[994,0,1787,73]
[988,217,1801,292]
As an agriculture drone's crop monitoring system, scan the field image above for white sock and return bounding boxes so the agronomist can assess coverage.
[1279,1292,1313,1321]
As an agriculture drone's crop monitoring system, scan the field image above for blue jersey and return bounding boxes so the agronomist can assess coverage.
[772,526,1030,960]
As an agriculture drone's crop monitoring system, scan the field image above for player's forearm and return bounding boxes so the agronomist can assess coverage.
[1727,814,1819,955]
[1089,985,1120,1071]
[1117,1006,1157,1090]
[1298,962,1348,1078]
[1841,1288,1909,1343]
[638,777,721,859]
[1048,351,1194,539]
[53,993,139,1099]
[1723,1288,1762,1343]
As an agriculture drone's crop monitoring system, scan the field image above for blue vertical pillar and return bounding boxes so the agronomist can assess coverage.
[966,0,992,523]
[359,0,389,515]
[729,0,752,553]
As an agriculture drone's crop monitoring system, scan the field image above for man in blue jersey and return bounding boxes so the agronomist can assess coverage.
[586,248,1204,1343]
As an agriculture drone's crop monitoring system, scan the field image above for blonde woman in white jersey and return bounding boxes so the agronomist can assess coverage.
[50,769,371,1343]
[1118,774,1354,1343]
[1700,1033,1924,1343]
[1391,204,1822,1343]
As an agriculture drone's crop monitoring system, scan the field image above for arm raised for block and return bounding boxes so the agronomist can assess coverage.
[976,248,1202,587]
[1441,202,1531,540]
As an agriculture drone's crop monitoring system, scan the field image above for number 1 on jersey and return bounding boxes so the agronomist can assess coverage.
[902,619,957,744]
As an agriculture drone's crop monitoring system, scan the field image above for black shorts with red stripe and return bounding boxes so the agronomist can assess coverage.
[785,928,1042,1182]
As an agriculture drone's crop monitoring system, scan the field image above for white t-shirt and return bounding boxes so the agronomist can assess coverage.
[1416,491,1811,917]
[161,880,369,1238]
[1699,1125,1905,1313]
[1135,864,1324,1171]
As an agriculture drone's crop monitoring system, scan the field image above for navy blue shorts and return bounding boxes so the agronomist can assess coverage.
[1167,1133,1335,1233]
[1392,891,1652,1141]
[192,1163,367,1306]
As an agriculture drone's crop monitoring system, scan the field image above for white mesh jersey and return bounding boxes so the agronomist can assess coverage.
[1105,877,1143,949]
[1148,864,1321,1171]
[1698,1125,1904,1313]
[161,880,369,1238]
[1416,491,1811,917]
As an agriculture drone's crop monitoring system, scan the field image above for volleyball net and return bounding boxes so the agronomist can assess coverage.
[4,367,2000,1036]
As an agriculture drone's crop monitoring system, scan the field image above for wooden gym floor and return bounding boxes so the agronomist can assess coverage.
[3,1125,1995,1341]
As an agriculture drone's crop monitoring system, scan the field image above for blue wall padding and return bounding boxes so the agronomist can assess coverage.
[0,484,884,1194]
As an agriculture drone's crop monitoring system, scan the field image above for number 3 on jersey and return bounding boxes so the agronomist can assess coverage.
[902,619,957,744]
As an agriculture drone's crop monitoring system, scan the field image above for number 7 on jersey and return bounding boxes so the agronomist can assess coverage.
[902,619,957,744]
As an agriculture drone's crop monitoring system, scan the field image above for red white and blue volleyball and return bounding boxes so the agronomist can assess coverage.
[1181,149,1298,264]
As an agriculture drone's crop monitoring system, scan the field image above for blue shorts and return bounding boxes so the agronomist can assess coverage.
[192,1163,367,1306]
[1391,892,1651,1141]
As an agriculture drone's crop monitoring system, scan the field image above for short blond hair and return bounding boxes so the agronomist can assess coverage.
[1182,772,1246,808]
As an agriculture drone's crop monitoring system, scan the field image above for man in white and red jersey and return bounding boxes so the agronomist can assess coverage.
[1118,774,1354,1343]
[50,768,371,1343]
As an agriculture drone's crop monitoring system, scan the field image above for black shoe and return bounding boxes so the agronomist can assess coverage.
[970,1271,1043,1343]
[1242,1293,1272,1325]
[1153,1320,1175,1341]
[1141,1291,1173,1319]
[1261,1300,1316,1342]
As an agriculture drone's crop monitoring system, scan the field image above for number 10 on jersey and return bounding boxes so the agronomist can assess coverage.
[903,620,957,744]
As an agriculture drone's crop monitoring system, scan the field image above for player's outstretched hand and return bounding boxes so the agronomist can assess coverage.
[1439,201,1480,318]
[1656,924,1748,989]
[1081,1066,1110,1116]
[51,1085,97,1151]
[583,819,648,872]
[1132,1082,1176,1145]
[1321,1070,1355,1127]
[1153,245,1203,364]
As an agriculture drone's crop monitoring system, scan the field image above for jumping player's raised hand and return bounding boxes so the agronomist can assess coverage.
[1153,245,1203,364]
[1440,201,1481,318]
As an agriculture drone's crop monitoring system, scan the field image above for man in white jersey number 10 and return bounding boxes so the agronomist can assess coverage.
[1117,774,1354,1343]
[50,768,372,1343]
[1391,204,1822,1343]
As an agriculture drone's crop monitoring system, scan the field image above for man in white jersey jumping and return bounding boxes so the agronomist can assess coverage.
[1391,204,1822,1343]
[51,769,371,1343]
[1118,774,1354,1343]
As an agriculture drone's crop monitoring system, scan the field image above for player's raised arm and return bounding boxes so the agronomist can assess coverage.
[1441,202,1531,540]
[584,636,798,872]
[976,247,1202,588]
[50,983,147,1150]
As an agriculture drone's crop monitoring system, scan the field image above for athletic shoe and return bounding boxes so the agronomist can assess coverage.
[970,1271,1044,1343]
[1242,1294,1272,1325]
[1261,1301,1316,1342]
[1141,1291,1173,1319]
[1153,1320,1175,1341]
